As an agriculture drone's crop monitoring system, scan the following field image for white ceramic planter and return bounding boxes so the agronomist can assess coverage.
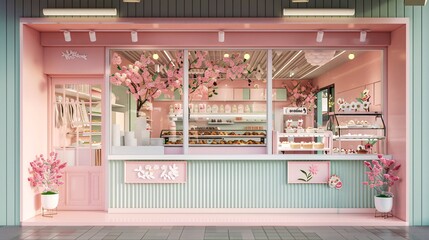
[374,196,393,213]
[41,193,59,210]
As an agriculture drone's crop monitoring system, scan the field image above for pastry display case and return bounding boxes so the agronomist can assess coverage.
[327,112,386,154]
[273,131,333,154]
[160,128,266,146]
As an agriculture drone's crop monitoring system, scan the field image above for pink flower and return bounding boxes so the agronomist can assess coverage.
[309,164,318,175]
[362,182,369,185]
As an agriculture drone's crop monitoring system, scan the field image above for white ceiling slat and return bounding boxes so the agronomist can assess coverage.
[112,49,372,81]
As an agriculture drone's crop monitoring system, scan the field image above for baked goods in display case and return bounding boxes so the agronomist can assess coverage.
[160,129,266,146]
[273,131,333,154]
[328,112,386,154]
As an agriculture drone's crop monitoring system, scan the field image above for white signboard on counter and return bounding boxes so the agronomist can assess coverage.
[283,107,308,115]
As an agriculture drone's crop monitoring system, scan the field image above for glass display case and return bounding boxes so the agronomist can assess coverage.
[161,129,266,146]
[273,131,333,154]
[328,112,386,154]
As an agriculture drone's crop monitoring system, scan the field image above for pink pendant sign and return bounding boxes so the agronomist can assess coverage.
[287,161,330,184]
[125,161,187,183]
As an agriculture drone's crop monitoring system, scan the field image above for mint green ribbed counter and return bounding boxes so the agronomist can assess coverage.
[109,160,374,209]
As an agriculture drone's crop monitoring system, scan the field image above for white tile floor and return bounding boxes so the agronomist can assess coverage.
[1,226,428,240]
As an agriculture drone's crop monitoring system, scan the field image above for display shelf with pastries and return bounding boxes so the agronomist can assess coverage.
[327,112,386,154]
[273,131,333,154]
[160,129,266,146]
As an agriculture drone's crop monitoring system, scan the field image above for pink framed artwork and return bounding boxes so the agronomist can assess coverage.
[287,161,330,184]
[124,161,187,183]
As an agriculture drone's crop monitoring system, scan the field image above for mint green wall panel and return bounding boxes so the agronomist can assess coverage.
[421,5,429,225]
[6,0,18,225]
[0,0,7,226]
[408,6,423,226]
[110,161,374,208]
[1,0,428,226]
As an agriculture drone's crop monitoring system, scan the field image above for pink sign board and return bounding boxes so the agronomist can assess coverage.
[125,161,187,183]
[287,161,330,184]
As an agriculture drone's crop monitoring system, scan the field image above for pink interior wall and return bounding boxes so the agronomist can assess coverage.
[387,26,407,221]
[150,79,314,137]
[313,51,383,113]
[21,25,48,221]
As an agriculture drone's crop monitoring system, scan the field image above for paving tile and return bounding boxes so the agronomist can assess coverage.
[116,233,145,240]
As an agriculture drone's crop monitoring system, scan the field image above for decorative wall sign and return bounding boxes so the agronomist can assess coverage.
[283,107,308,115]
[61,50,88,60]
[125,161,187,183]
[287,161,330,184]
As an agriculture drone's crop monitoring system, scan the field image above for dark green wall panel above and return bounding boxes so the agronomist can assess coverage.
[1,0,428,226]
[16,0,408,18]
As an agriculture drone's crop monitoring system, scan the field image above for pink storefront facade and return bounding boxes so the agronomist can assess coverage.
[16,16,410,226]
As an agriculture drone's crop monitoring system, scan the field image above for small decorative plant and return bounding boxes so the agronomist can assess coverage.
[28,152,67,195]
[362,154,401,197]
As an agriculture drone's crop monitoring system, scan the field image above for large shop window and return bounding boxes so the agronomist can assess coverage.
[109,50,184,155]
[272,49,386,155]
[185,50,268,154]
[108,49,385,156]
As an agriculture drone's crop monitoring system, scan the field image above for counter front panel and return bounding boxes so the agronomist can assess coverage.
[109,160,375,209]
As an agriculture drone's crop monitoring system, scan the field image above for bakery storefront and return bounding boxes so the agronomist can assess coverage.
[20,18,408,225]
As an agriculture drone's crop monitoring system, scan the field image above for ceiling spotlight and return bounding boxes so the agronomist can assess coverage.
[63,30,71,42]
[224,53,230,58]
[89,31,96,42]
[218,31,225,43]
[348,53,355,60]
[292,0,309,2]
[131,31,138,42]
[153,53,159,60]
[123,0,141,2]
[360,30,367,42]
[316,31,324,43]
[244,53,251,60]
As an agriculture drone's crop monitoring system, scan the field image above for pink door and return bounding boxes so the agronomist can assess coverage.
[51,78,105,210]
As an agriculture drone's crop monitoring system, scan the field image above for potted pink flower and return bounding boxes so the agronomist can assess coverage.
[28,152,67,210]
[362,154,401,213]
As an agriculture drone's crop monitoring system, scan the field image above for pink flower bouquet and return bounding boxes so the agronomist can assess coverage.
[362,154,401,197]
[28,152,67,195]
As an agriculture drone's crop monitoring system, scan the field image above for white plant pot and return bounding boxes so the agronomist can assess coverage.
[374,196,393,213]
[41,193,59,210]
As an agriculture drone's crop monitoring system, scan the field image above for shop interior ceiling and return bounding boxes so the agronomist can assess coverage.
[118,49,362,80]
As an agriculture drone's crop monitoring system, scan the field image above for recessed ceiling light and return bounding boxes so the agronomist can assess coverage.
[153,53,159,60]
[244,53,250,60]
[348,53,355,60]
[224,53,230,58]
